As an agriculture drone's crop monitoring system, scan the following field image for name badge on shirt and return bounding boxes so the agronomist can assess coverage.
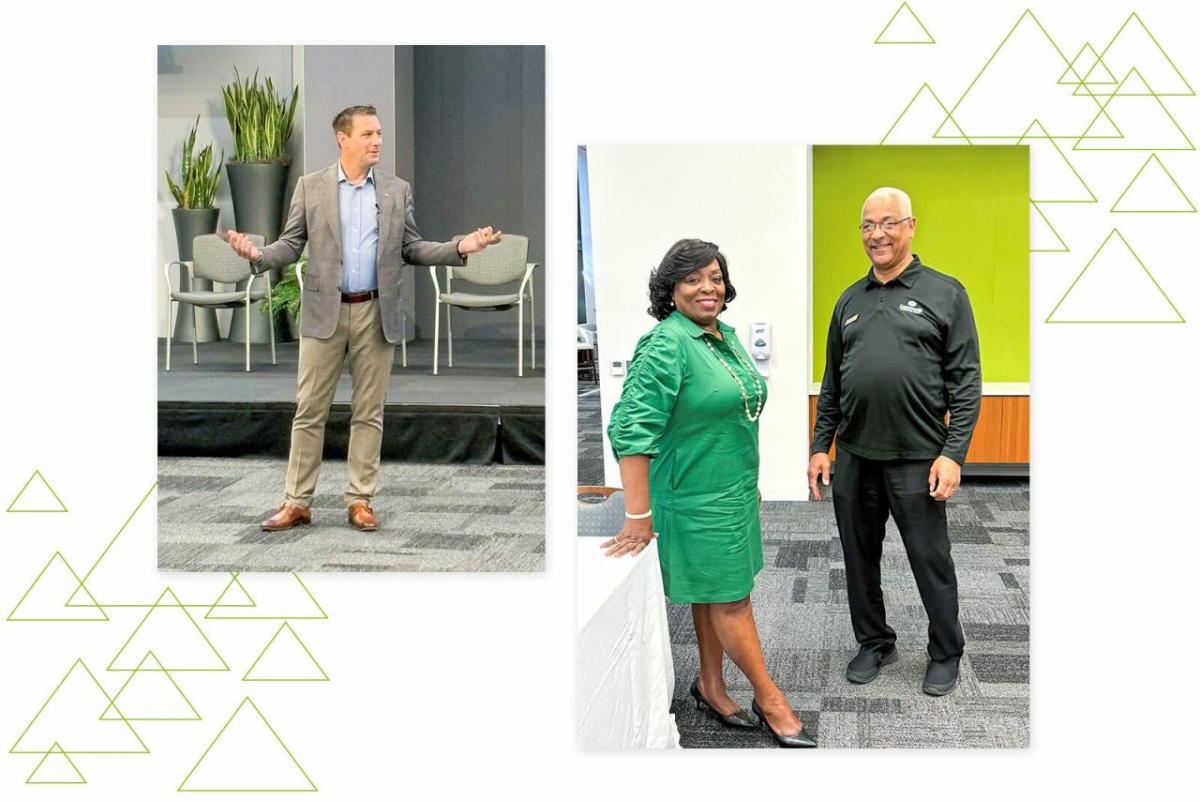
[843,313,859,327]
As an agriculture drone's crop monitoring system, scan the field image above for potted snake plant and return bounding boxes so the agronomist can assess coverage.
[165,117,223,343]
[221,67,299,343]
[221,67,298,244]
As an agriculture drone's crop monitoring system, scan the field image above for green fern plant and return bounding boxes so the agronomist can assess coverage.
[221,67,299,164]
[165,118,222,208]
[261,257,307,321]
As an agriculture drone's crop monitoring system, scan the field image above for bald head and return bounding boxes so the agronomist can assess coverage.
[860,187,917,275]
[862,187,913,219]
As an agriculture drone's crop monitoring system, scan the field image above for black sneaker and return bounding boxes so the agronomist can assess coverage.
[845,645,898,684]
[922,656,961,696]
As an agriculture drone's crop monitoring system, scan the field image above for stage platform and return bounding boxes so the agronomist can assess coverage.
[158,337,545,465]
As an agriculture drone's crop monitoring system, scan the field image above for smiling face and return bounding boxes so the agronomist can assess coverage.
[672,259,726,331]
[861,190,916,274]
[336,113,383,174]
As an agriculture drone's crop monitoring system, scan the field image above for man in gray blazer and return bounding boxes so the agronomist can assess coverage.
[226,104,500,532]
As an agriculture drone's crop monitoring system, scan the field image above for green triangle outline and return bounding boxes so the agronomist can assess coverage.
[177,697,318,792]
[6,469,68,513]
[1073,67,1196,151]
[7,551,109,622]
[880,83,971,144]
[26,742,87,784]
[10,659,149,755]
[874,2,935,44]
[932,9,1114,141]
[1057,42,1118,86]
[1017,119,1098,203]
[1030,201,1069,253]
[107,587,230,673]
[202,574,260,617]
[243,623,330,682]
[64,483,153,608]
[100,650,203,722]
[204,573,328,621]
[1089,11,1196,97]
[59,485,253,610]
[1045,229,1185,323]
[1110,153,1197,213]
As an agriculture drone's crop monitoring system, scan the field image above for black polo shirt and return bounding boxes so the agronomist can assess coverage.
[811,254,982,464]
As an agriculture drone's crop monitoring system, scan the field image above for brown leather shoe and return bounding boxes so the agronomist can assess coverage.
[260,504,312,531]
[347,501,379,531]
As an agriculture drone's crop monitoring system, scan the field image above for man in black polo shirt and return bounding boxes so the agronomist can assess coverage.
[808,187,981,695]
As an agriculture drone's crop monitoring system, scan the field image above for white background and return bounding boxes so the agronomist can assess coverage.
[0,0,1198,798]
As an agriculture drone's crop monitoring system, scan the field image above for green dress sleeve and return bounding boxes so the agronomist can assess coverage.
[607,324,686,461]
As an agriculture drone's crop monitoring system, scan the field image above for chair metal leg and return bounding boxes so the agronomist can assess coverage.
[166,299,175,372]
[267,278,277,366]
[530,283,536,371]
[401,315,407,368]
[245,297,251,372]
[433,300,440,376]
[447,306,454,368]
[191,303,199,365]
[517,298,524,378]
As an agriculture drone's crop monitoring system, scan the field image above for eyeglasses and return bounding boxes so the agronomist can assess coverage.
[859,217,913,234]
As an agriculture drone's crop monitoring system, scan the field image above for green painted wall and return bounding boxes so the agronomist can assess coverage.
[811,145,1030,383]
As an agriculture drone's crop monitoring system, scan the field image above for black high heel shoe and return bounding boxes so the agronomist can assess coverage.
[751,699,817,748]
[689,678,757,729]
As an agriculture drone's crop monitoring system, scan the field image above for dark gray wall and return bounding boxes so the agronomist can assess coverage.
[408,46,545,341]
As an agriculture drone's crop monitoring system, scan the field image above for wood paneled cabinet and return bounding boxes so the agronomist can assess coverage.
[807,395,1029,464]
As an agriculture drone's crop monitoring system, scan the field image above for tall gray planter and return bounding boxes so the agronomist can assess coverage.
[171,207,221,344]
[226,162,290,344]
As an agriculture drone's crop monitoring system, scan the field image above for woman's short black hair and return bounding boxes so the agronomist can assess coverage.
[647,238,736,321]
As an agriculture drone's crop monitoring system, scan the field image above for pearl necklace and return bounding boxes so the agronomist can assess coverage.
[704,334,764,422]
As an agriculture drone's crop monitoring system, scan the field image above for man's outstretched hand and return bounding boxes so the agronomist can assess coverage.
[457,226,503,256]
[220,229,262,263]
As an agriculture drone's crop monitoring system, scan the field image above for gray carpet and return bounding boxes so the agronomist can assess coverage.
[577,384,605,486]
[159,456,544,572]
[577,382,1029,748]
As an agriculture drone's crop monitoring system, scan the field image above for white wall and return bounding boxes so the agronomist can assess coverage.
[587,144,810,501]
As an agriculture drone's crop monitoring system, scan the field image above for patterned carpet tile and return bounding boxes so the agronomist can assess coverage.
[159,456,544,572]
[578,381,1028,748]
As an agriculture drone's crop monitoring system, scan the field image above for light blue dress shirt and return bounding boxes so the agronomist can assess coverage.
[337,162,379,293]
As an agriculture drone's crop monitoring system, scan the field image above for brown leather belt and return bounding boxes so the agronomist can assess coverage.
[341,289,379,304]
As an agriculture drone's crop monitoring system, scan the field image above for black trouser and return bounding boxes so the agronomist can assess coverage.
[832,450,964,662]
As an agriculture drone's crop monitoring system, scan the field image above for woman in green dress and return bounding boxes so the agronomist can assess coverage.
[603,239,815,748]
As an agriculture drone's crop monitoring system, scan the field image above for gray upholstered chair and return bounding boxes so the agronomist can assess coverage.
[428,234,537,377]
[577,486,626,538]
[163,233,274,372]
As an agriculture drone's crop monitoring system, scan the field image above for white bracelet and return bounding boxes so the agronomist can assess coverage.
[625,509,652,520]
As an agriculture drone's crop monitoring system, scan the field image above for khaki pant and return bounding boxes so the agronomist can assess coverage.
[284,299,395,509]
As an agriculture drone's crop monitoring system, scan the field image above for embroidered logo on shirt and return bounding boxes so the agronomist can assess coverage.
[843,313,859,326]
[898,300,924,314]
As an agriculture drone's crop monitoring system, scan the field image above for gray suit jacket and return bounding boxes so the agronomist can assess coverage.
[256,162,461,343]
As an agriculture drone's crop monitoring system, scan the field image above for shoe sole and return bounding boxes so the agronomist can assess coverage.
[261,518,311,532]
[922,679,957,696]
[845,648,899,684]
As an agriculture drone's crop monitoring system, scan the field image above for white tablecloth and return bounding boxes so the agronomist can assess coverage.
[576,538,680,749]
